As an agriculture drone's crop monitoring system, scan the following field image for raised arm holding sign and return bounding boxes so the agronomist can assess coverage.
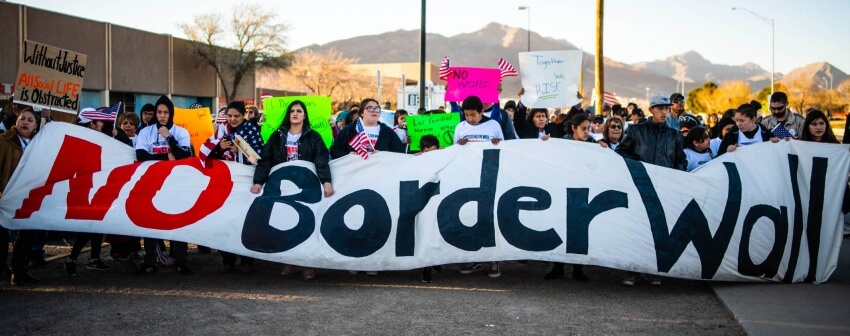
[444,67,501,103]
[518,50,583,108]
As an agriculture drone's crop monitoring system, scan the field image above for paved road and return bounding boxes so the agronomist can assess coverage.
[711,235,850,336]
[0,250,742,335]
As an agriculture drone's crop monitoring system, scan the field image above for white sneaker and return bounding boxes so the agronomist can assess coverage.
[365,271,378,276]
[348,270,360,275]
[646,274,662,286]
[622,275,636,286]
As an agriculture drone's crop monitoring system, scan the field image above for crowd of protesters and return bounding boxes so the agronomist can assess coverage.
[0,87,845,286]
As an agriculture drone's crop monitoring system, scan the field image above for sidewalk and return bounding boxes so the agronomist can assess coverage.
[711,236,850,336]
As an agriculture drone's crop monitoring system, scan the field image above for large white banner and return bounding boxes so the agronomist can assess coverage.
[1,123,847,283]
[518,50,583,108]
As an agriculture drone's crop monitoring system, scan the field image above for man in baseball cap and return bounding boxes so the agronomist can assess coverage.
[615,93,687,287]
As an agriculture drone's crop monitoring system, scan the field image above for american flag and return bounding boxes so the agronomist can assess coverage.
[81,102,121,121]
[348,118,370,159]
[438,56,451,80]
[215,107,228,124]
[498,58,518,79]
[772,123,794,139]
[199,120,264,167]
[603,91,620,106]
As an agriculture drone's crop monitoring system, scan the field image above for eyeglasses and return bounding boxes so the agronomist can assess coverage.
[769,105,786,111]
[592,120,604,124]
[364,106,380,112]
[609,125,622,130]
[672,100,684,104]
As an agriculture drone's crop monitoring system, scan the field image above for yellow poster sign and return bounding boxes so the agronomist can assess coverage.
[173,107,214,157]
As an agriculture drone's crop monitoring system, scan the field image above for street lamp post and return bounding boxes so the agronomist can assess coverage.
[732,7,774,95]
[518,6,530,51]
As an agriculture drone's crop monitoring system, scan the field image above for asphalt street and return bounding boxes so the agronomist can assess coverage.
[1,249,742,335]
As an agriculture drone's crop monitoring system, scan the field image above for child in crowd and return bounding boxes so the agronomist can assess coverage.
[453,96,503,146]
[416,134,440,155]
[454,96,503,277]
[417,134,443,283]
[393,109,409,152]
[683,126,713,172]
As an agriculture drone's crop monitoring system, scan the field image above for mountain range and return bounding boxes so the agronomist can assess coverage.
[298,23,847,101]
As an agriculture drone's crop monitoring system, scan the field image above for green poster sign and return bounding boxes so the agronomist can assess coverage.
[405,113,460,151]
[261,96,333,148]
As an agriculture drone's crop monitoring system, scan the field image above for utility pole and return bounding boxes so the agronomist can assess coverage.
[594,0,604,110]
[578,46,584,97]
[377,69,382,106]
[419,0,426,111]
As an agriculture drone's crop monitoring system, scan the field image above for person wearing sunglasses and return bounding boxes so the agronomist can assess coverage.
[664,93,699,131]
[598,118,624,151]
[761,91,804,139]
[590,115,605,141]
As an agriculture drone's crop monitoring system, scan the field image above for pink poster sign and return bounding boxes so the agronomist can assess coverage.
[444,67,501,103]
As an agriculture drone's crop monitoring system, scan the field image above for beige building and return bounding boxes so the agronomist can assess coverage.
[0,2,292,118]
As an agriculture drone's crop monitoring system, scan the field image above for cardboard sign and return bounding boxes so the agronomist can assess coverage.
[234,134,261,164]
[13,40,87,114]
[173,107,214,157]
[444,67,501,103]
[518,50,583,108]
[261,96,332,148]
[405,113,460,151]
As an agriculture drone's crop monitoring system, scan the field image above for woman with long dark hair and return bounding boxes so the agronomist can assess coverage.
[252,100,333,280]
[799,109,847,213]
[800,109,838,143]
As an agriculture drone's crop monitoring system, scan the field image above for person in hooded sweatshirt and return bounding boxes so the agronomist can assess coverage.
[134,95,194,276]
[201,101,264,275]
[252,100,333,280]
[138,103,156,131]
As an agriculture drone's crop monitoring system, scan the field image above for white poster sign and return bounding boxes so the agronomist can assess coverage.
[518,50,583,108]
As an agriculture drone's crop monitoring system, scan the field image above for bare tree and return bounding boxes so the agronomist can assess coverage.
[784,77,816,114]
[179,3,292,102]
[287,49,359,97]
[263,48,404,111]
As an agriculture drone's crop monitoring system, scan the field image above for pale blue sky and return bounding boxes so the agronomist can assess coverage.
[11,0,850,74]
